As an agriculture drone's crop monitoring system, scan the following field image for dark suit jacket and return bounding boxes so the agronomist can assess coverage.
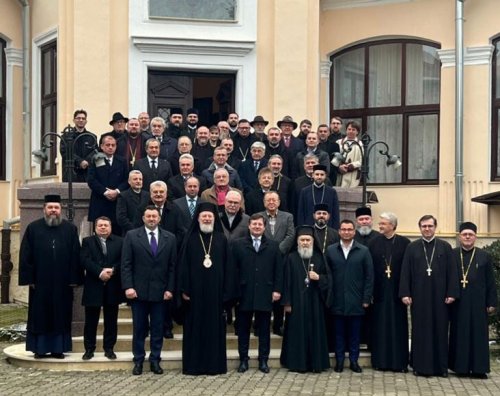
[283,135,305,158]
[173,196,201,225]
[232,235,283,312]
[258,210,295,255]
[121,226,176,302]
[244,188,266,216]
[81,234,124,306]
[271,174,292,213]
[116,189,150,235]
[238,157,269,194]
[167,174,208,201]
[142,133,177,160]
[220,211,250,244]
[133,157,173,191]
[87,155,129,222]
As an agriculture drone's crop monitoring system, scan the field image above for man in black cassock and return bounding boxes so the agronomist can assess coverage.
[368,212,410,372]
[19,194,81,359]
[449,222,498,379]
[179,202,230,375]
[313,204,339,255]
[399,214,459,377]
[280,226,330,373]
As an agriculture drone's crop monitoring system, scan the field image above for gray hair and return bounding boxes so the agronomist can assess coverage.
[268,154,283,163]
[150,116,166,128]
[380,212,398,228]
[129,170,143,178]
[145,138,160,149]
[251,141,266,151]
[149,180,167,191]
[179,153,194,163]
[303,153,319,163]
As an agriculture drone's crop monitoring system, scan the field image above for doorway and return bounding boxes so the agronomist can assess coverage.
[147,70,236,126]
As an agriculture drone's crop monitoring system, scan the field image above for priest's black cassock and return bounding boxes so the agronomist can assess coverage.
[448,247,498,375]
[355,230,380,246]
[399,238,459,376]
[19,219,81,354]
[314,226,339,255]
[179,204,230,375]
[368,233,410,371]
[297,184,340,229]
[280,248,330,372]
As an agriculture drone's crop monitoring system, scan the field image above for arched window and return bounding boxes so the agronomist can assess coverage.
[330,39,441,185]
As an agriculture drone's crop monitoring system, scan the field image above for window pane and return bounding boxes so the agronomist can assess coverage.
[408,114,438,180]
[366,115,403,183]
[406,44,440,105]
[496,42,500,99]
[149,0,236,21]
[497,110,500,176]
[333,48,364,110]
[368,44,401,107]
[43,49,53,96]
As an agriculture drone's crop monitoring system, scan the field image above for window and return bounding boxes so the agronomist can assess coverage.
[330,39,441,184]
[40,41,57,176]
[149,0,237,22]
[0,38,6,180]
[492,37,500,180]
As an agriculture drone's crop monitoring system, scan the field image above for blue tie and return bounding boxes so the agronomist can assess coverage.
[150,232,158,256]
[189,199,196,218]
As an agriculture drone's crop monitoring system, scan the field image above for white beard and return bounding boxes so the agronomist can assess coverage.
[199,223,214,234]
[298,246,313,259]
[357,225,372,236]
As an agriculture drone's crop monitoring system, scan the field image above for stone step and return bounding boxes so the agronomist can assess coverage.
[4,343,372,372]
[71,333,284,353]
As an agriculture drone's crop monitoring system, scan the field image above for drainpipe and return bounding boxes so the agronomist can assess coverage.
[18,0,31,182]
[455,0,464,232]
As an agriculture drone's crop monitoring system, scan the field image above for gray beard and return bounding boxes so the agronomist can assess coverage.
[199,223,214,234]
[298,246,313,259]
[44,215,62,227]
[357,225,372,236]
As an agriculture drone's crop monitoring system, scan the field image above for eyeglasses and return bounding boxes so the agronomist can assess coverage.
[339,228,355,232]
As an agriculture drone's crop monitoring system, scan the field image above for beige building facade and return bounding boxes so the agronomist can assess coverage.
[1,0,500,236]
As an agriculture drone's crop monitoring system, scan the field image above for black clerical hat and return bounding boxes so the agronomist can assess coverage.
[355,207,372,217]
[459,221,477,234]
[314,203,329,213]
[197,202,218,216]
[312,164,327,173]
[44,194,61,203]
[296,225,315,237]
[187,108,199,116]
[170,108,183,116]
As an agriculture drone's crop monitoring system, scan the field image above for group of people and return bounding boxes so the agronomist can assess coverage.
[18,109,498,379]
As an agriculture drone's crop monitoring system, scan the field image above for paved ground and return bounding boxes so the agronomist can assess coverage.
[1,341,500,395]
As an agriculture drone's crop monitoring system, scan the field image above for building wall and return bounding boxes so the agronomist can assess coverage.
[319,0,500,234]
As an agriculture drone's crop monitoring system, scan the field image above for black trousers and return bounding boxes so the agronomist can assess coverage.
[272,301,284,332]
[83,304,119,351]
[237,310,271,361]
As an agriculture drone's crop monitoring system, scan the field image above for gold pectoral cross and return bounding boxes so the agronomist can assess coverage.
[461,277,468,288]
[385,266,391,279]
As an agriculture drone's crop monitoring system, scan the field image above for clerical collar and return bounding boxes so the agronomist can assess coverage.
[132,188,142,194]
[384,233,396,240]
[268,142,280,148]
[313,182,325,188]
[461,245,474,252]
[422,236,436,243]
[315,223,327,230]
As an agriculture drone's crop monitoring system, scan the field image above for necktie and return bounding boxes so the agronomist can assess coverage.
[151,159,156,170]
[150,231,158,256]
[284,137,290,147]
[100,237,107,255]
[254,161,259,171]
[189,199,195,218]
[253,238,260,252]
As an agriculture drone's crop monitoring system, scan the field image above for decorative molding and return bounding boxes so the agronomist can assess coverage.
[320,60,332,78]
[321,0,413,11]
[132,36,255,57]
[438,45,494,68]
[4,48,23,67]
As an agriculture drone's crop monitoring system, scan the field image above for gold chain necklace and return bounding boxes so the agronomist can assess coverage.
[459,248,476,288]
[199,232,214,268]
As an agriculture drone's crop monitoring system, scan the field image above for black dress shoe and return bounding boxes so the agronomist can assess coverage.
[150,361,164,374]
[237,359,249,373]
[163,330,174,339]
[272,328,283,337]
[34,353,49,359]
[82,350,94,360]
[350,362,362,373]
[50,353,65,359]
[258,360,270,374]
[132,363,143,375]
[104,350,117,360]
[334,362,344,373]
